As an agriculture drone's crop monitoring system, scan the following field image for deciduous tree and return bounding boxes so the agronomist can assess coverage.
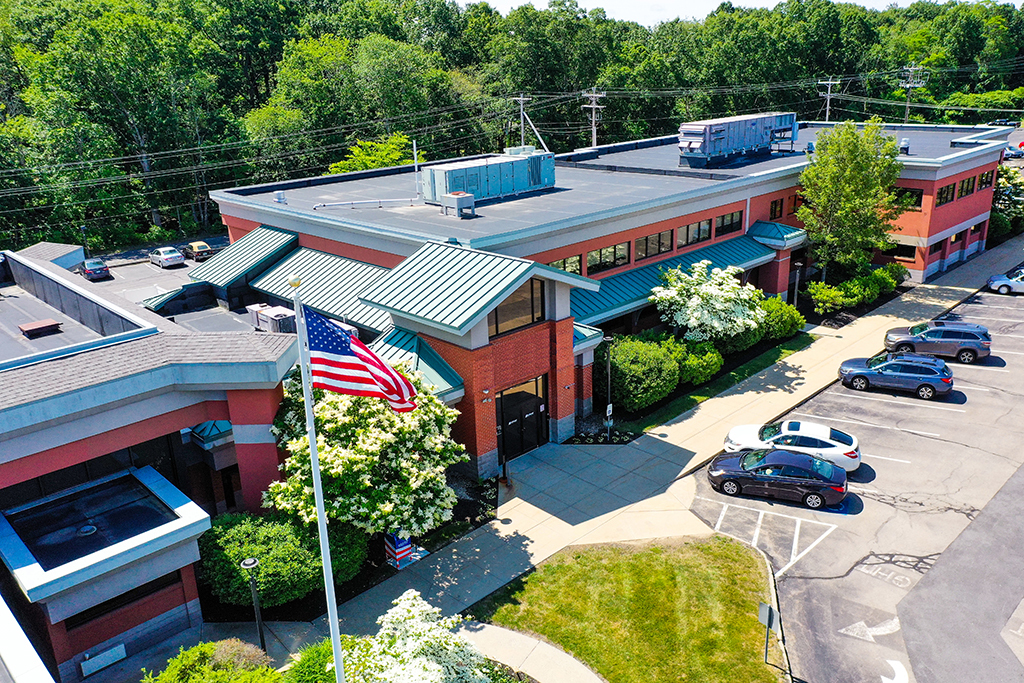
[650,259,765,342]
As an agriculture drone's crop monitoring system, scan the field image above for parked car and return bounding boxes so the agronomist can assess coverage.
[78,258,110,281]
[883,320,991,364]
[988,268,1024,295]
[149,247,185,268]
[988,119,1020,127]
[723,420,861,472]
[838,352,953,400]
[1004,147,1024,159]
[707,448,848,510]
[182,241,214,261]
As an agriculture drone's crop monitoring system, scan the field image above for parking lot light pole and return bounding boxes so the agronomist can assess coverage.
[240,557,266,652]
[604,335,613,442]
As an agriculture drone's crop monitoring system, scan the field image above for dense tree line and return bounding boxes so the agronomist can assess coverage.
[1,0,1023,252]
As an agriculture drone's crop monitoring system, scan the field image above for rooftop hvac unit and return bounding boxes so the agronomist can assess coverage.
[678,112,798,168]
[420,148,555,204]
[256,306,296,334]
[246,302,272,328]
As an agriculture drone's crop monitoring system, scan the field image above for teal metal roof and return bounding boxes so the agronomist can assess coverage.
[251,248,391,333]
[571,235,777,325]
[359,242,599,335]
[573,322,604,351]
[189,226,297,288]
[368,326,464,401]
[746,220,806,243]
[142,287,183,312]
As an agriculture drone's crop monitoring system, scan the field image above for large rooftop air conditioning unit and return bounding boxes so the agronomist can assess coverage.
[420,147,555,204]
[678,112,798,168]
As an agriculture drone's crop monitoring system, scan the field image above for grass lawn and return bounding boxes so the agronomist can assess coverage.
[620,332,816,433]
[468,537,787,683]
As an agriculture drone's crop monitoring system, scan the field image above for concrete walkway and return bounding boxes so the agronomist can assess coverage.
[108,235,1024,683]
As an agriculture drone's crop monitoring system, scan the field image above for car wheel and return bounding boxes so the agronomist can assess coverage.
[916,384,936,400]
[721,480,741,496]
[999,285,1011,295]
[804,492,825,509]
[850,376,869,391]
[895,343,914,354]
[957,349,977,364]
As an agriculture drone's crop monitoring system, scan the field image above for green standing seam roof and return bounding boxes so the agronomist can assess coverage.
[189,226,297,288]
[251,248,392,333]
[360,242,598,336]
[573,322,604,350]
[368,326,464,401]
[142,287,183,312]
[571,235,777,325]
[746,220,806,243]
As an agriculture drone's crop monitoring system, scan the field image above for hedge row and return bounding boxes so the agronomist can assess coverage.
[806,262,909,315]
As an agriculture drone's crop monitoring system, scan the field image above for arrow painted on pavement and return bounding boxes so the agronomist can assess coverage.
[881,659,909,683]
[838,616,901,642]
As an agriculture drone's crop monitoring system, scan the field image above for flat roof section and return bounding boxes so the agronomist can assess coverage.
[0,285,103,362]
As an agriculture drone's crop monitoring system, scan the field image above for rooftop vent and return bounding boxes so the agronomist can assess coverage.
[440,192,476,219]
[678,112,798,168]
[899,138,910,155]
[274,191,287,204]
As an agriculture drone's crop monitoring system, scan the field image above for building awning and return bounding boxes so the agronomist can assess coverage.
[188,226,297,289]
[360,242,599,336]
[746,220,808,251]
[573,322,604,353]
[368,326,464,404]
[251,248,392,333]
[571,235,777,325]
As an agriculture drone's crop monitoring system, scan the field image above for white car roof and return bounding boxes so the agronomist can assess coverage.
[156,247,178,254]
[782,420,832,440]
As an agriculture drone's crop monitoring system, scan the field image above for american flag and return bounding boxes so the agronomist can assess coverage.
[302,305,417,412]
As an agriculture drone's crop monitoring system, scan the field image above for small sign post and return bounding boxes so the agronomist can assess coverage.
[605,403,613,442]
[758,602,781,664]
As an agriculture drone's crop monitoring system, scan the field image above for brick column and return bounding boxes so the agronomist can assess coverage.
[549,318,577,443]
[576,361,594,417]
[759,248,792,301]
[226,385,285,513]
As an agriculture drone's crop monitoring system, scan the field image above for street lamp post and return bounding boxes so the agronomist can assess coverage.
[240,557,266,652]
[603,335,613,443]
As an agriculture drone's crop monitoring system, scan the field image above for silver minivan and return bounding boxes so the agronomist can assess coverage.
[884,320,991,364]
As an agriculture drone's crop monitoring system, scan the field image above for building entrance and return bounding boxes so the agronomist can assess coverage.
[496,375,549,463]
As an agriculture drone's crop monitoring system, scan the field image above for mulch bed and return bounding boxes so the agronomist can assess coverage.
[796,283,914,329]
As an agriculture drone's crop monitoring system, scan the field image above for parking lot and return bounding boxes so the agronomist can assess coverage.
[693,287,1024,682]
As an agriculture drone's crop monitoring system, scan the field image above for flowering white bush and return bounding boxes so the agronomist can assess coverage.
[649,259,765,341]
[266,369,467,537]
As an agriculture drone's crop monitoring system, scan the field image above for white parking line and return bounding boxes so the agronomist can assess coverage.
[993,334,1024,340]
[791,519,802,563]
[848,485,879,494]
[841,393,966,412]
[956,384,991,391]
[958,303,1024,311]
[790,413,940,437]
[954,364,1009,373]
[751,510,765,548]
[777,525,836,578]
[861,453,912,464]
[995,350,1024,355]
[941,315,1024,324]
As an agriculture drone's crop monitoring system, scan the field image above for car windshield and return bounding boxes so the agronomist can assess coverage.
[867,354,889,368]
[84,259,104,268]
[1012,270,1024,281]
[758,422,783,440]
[810,458,835,479]
[739,450,769,470]
[909,323,929,335]
[830,428,854,446]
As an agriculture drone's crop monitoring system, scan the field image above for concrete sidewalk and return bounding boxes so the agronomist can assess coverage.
[110,235,1024,683]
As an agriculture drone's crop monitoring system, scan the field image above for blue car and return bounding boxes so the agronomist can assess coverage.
[838,352,953,400]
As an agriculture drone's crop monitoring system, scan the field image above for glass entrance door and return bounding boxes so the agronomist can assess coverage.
[496,375,549,463]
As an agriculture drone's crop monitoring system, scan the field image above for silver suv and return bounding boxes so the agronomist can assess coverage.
[884,320,991,364]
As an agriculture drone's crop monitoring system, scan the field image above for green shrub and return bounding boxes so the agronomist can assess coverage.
[990,211,1013,239]
[596,338,679,413]
[759,296,806,339]
[712,325,765,356]
[141,641,281,683]
[198,513,324,608]
[840,275,880,305]
[882,261,910,285]
[679,341,723,386]
[295,519,368,585]
[870,268,897,294]
[807,281,850,314]
[283,637,367,683]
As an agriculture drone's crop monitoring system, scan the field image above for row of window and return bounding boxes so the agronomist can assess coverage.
[935,169,995,207]
[549,210,745,276]
[770,194,802,220]
[893,222,986,260]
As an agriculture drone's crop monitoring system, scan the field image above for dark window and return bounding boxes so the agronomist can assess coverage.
[65,571,181,630]
[830,429,854,446]
[548,255,581,275]
[787,195,800,215]
[488,278,545,336]
[678,219,712,247]
[635,230,673,261]
[769,198,784,220]
[978,170,995,190]
[586,242,630,275]
[950,231,963,244]
[936,183,956,206]
[715,211,743,236]
[782,465,811,479]
[896,187,924,209]
[958,176,976,198]
[971,221,986,234]
[893,244,917,260]
[930,242,944,255]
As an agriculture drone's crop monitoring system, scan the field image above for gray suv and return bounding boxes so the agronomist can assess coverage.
[838,353,954,400]
[884,320,991,364]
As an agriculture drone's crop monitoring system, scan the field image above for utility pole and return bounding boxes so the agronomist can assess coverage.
[581,87,606,148]
[899,65,929,124]
[818,78,840,122]
[511,94,531,147]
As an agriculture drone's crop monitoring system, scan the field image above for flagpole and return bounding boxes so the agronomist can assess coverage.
[288,276,346,683]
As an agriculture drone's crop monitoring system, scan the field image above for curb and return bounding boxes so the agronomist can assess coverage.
[754,544,794,682]
[107,259,151,268]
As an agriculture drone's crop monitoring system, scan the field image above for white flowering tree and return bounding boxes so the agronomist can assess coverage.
[649,259,765,341]
[266,369,466,538]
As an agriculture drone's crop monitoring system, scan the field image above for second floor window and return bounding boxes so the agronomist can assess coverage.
[895,187,924,209]
[587,242,630,275]
[936,183,956,207]
[715,210,743,236]
[679,219,712,247]
[635,230,673,261]
[488,278,545,337]
[769,198,784,220]
[958,176,976,198]
[548,255,582,275]
[978,170,994,190]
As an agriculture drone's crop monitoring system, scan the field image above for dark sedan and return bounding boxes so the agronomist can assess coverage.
[79,258,110,281]
[838,352,953,400]
[707,449,847,509]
